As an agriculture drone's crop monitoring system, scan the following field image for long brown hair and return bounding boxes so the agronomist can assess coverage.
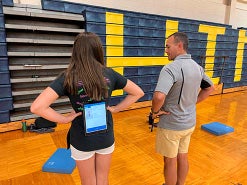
[64,32,108,101]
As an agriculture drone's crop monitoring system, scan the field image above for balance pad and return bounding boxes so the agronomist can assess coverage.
[201,122,234,136]
[42,148,76,174]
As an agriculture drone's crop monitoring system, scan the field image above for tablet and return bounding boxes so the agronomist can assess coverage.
[84,102,107,135]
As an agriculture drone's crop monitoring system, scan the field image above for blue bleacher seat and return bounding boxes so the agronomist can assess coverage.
[139,92,153,101]
[0,97,13,111]
[225,28,239,36]
[0,58,9,71]
[140,84,153,92]
[0,2,2,14]
[109,96,124,106]
[42,0,65,12]
[221,75,234,83]
[124,37,139,47]
[138,48,152,56]
[0,15,4,28]
[0,85,12,98]
[222,69,235,76]
[85,11,105,22]
[138,66,154,75]
[152,48,165,56]
[125,26,139,36]
[2,0,14,6]
[99,35,106,44]
[138,28,153,37]
[65,3,86,14]
[124,15,139,26]
[0,71,10,84]
[0,43,7,57]
[244,44,247,50]
[86,22,105,35]
[124,67,138,76]
[124,47,138,56]
[138,75,153,84]
[128,76,139,84]
[0,110,10,123]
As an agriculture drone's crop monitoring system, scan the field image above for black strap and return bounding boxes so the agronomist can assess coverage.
[178,68,184,104]
[67,128,71,149]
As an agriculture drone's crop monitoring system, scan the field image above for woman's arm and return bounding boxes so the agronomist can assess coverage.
[30,87,81,123]
[107,79,144,113]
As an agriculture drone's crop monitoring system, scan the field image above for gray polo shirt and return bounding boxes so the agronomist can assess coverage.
[155,54,213,130]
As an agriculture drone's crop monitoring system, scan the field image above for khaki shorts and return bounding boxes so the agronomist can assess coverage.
[156,126,195,158]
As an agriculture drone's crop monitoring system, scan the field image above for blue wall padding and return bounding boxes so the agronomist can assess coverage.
[2,0,14,6]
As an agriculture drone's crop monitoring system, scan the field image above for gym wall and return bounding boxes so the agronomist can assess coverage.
[11,0,247,28]
[0,0,246,127]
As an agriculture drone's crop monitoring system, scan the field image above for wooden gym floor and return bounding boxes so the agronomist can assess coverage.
[0,90,246,185]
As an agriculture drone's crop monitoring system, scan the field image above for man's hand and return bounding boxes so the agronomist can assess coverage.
[152,110,170,119]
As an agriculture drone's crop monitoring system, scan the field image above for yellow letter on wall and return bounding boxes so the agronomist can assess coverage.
[164,20,178,56]
[234,29,247,82]
[106,12,124,96]
[199,24,225,84]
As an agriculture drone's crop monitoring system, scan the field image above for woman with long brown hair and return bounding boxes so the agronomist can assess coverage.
[31,32,144,185]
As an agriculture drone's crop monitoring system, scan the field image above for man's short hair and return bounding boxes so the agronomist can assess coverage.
[168,32,188,52]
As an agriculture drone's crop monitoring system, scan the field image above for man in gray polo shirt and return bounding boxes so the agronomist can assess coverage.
[151,32,214,185]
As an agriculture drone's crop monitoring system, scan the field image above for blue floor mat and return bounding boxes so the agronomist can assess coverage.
[201,122,234,136]
[42,148,76,174]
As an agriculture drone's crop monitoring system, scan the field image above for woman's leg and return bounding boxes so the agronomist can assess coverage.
[76,154,96,185]
[95,153,113,185]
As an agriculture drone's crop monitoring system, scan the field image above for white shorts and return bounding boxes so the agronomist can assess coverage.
[70,143,115,160]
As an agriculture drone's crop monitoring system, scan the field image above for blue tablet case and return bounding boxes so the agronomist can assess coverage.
[42,148,76,174]
[201,122,234,136]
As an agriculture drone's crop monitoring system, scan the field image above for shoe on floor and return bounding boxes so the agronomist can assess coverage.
[30,127,55,134]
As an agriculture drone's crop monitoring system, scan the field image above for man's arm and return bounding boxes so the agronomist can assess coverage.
[151,91,170,118]
[197,85,215,104]
[152,91,165,112]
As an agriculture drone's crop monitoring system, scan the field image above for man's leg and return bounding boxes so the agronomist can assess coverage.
[164,156,177,185]
[176,153,189,185]
[176,127,195,185]
[156,128,180,185]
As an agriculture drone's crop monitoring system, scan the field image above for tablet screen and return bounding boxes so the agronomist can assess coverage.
[84,102,107,135]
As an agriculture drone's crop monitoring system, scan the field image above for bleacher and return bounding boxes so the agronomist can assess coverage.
[0,0,246,124]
